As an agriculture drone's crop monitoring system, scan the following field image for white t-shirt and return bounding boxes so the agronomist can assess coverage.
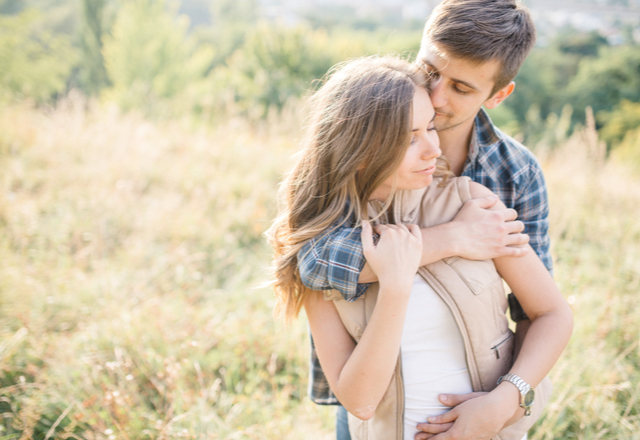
[401,275,473,440]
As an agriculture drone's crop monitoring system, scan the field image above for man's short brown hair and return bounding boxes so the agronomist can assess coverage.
[422,0,536,96]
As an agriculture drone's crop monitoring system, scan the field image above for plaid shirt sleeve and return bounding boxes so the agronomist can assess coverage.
[514,161,553,275]
[509,159,553,322]
[298,226,372,405]
[298,227,371,301]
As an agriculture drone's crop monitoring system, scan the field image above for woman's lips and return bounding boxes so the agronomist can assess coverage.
[416,164,436,175]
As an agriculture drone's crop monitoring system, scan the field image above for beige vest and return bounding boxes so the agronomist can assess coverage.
[325,176,552,440]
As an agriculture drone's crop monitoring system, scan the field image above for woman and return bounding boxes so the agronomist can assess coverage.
[267,56,572,440]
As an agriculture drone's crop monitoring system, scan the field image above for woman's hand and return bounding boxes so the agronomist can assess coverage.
[361,221,422,292]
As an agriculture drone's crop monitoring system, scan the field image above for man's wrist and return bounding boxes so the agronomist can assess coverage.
[493,382,523,419]
[420,222,459,263]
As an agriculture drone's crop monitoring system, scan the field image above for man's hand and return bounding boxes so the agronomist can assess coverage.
[450,195,529,260]
[413,386,522,440]
[358,193,530,284]
[414,393,484,440]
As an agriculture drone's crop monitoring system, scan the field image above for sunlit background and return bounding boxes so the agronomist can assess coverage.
[1,0,639,439]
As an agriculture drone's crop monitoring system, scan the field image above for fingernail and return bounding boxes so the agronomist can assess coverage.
[440,394,447,402]
[427,416,436,423]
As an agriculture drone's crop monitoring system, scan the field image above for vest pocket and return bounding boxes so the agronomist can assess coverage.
[489,331,515,384]
[442,256,502,295]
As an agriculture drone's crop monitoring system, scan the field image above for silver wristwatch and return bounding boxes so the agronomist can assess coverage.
[497,373,535,416]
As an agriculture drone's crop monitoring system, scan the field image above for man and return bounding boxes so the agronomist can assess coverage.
[299,1,551,439]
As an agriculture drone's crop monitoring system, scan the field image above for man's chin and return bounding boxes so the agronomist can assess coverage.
[435,116,468,133]
[435,121,457,132]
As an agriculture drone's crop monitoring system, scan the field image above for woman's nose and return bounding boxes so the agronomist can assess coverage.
[420,134,441,159]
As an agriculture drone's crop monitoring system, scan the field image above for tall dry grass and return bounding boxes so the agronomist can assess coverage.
[0,98,638,439]
[0,97,333,440]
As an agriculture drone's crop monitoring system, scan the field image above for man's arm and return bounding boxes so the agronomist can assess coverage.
[358,194,530,283]
[414,182,567,440]
[414,165,554,439]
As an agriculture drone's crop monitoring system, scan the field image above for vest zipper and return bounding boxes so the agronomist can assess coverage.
[417,266,482,391]
[491,333,512,360]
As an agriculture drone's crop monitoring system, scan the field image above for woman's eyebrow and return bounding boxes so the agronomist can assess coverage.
[412,114,436,131]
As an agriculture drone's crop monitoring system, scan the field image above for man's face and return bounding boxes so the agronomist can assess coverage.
[417,43,502,133]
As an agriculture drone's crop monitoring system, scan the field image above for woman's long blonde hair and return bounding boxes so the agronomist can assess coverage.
[267,56,445,321]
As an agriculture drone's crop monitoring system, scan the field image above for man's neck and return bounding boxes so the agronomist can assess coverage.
[438,117,476,177]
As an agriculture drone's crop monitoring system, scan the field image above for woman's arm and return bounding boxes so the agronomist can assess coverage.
[415,182,573,440]
[304,222,422,420]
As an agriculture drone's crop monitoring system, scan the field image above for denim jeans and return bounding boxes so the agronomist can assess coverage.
[336,405,351,440]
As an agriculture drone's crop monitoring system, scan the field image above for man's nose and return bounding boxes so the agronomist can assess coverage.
[429,79,447,109]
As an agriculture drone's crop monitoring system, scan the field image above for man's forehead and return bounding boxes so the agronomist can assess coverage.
[419,43,499,88]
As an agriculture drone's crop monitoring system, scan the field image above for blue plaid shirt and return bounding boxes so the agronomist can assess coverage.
[299,108,553,405]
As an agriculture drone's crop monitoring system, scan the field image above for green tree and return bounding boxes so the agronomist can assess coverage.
[213,23,348,117]
[0,9,77,103]
[77,0,109,95]
[102,0,214,113]
[205,0,259,66]
[565,45,640,123]
[598,100,640,149]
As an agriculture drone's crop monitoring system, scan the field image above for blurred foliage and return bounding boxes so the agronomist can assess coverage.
[565,45,640,124]
[101,0,214,114]
[77,0,110,95]
[504,29,610,126]
[598,100,640,149]
[611,127,640,171]
[0,1,638,164]
[0,8,77,103]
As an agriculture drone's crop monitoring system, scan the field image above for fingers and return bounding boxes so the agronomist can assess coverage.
[407,223,422,240]
[499,244,531,258]
[505,220,525,234]
[439,392,487,406]
[415,422,453,437]
[505,233,529,247]
[427,409,458,424]
[501,208,518,222]
[361,220,374,251]
[373,223,416,234]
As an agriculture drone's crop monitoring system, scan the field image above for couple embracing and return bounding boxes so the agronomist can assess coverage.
[268,1,573,439]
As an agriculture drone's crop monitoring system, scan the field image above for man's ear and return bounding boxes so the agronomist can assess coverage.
[484,81,515,110]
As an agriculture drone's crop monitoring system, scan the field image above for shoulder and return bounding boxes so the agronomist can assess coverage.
[468,181,493,198]
[424,175,474,203]
[491,128,544,182]
[400,176,474,226]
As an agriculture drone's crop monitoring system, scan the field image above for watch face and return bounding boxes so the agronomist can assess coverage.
[524,389,535,406]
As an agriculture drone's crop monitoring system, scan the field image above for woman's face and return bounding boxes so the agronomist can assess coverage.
[370,87,441,201]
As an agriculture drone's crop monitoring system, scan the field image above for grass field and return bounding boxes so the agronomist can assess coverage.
[1,98,639,439]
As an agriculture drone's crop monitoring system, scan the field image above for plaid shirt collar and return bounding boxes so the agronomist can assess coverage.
[467,108,508,182]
